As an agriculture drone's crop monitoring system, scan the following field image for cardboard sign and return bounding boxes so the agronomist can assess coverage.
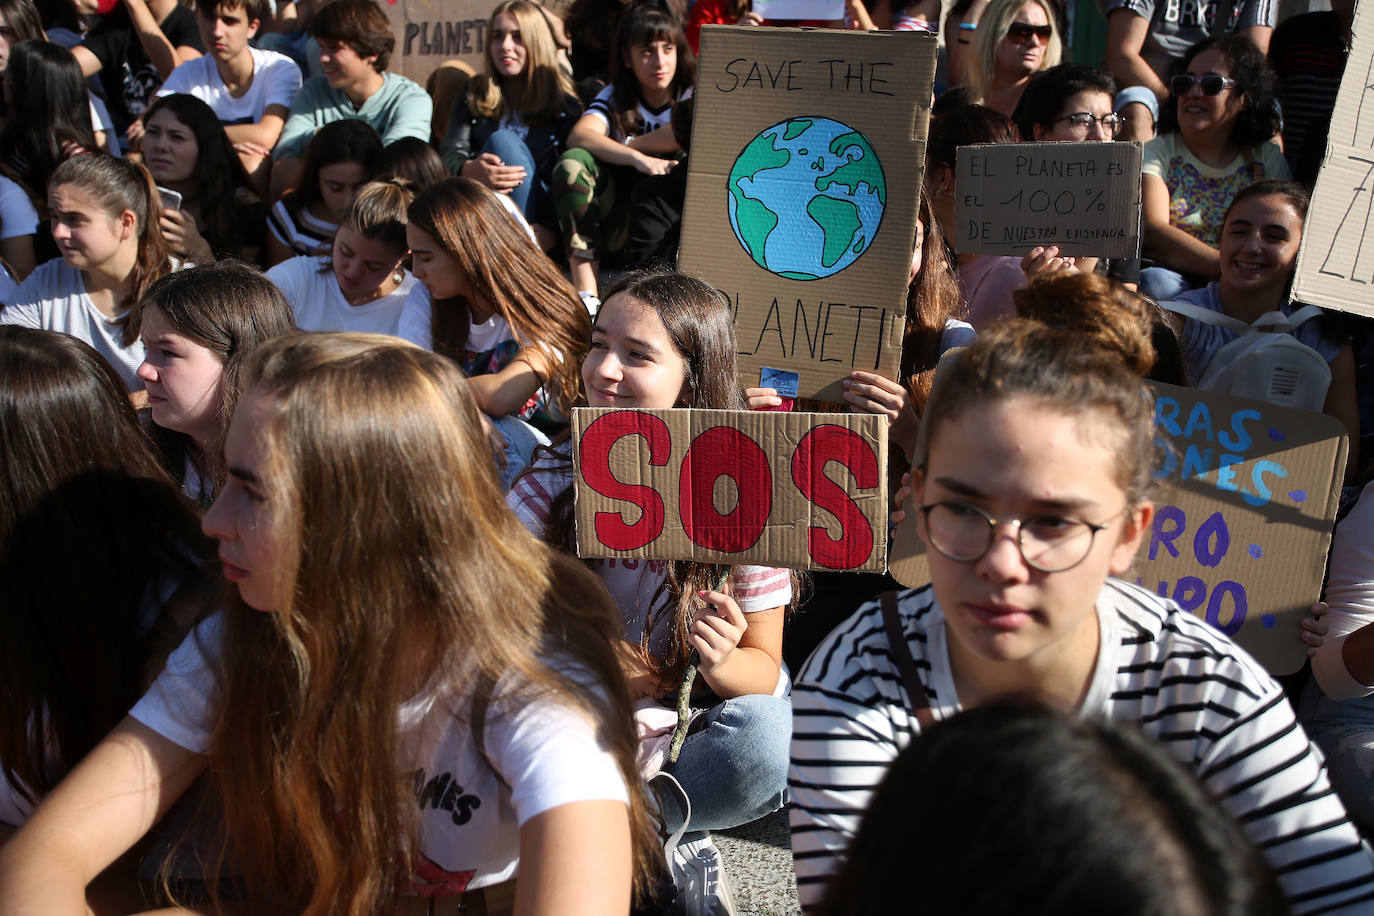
[384,0,490,83]
[678,27,937,403]
[753,0,845,19]
[889,382,1346,675]
[1291,0,1374,315]
[572,407,888,572]
[954,141,1143,258]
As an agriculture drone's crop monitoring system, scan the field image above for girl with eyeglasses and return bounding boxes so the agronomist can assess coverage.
[789,271,1374,914]
[1139,34,1287,301]
[938,0,1061,121]
[1017,64,1138,286]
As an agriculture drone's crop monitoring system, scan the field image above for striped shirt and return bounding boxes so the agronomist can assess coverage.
[790,579,1374,913]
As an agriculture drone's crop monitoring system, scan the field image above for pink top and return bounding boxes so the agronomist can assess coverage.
[958,255,1025,330]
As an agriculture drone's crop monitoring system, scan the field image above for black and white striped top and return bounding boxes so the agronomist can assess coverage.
[790,579,1374,913]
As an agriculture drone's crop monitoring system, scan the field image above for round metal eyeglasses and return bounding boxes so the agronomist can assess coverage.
[917,501,1124,573]
[1053,112,1123,136]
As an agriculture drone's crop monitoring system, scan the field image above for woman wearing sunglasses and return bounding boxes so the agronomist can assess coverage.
[945,0,1061,120]
[788,272,1374,913]
[1139,34,1287,301]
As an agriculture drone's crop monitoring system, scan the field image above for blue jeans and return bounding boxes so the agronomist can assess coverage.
[1299,675,1374,838]
[491,414,548,490]
[653,694,791,836]
[482,128,542,221]
[1139,266,1192,301]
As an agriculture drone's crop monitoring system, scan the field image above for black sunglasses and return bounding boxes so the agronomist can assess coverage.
[1006,21,1053,42]
[1170,73,1238,97]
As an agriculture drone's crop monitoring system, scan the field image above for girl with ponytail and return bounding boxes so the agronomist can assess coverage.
[790,272,1374,914]
[1,153,175,391]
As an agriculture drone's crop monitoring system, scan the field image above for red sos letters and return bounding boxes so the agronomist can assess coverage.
[573,408,888,572]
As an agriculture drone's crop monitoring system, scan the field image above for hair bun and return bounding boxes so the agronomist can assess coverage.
[1012,272,1156,378]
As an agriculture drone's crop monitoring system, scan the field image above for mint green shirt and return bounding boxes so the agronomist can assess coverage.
[273,71,432,161]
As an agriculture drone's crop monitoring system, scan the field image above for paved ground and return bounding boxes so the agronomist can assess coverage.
[716,809,800,916]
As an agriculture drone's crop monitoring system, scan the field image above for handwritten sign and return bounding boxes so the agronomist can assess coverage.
[954,141,1143,258]
[890,382,1345,674]
[679,27,937,403]
[384,0,489,83]
[1291,0,1374,315]
[573,407,888,571]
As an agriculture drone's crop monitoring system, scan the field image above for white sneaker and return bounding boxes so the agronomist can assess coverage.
[666,833,738,916]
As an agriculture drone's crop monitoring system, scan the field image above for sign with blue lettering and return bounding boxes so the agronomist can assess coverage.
[890,381,1347,674]
[1137,382,1346,673]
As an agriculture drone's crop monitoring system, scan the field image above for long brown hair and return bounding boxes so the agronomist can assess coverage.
[142,262,298,493]
[902,193,965,416]
[206,333,656,914]
[532,269,800,687]
[407,177,589,415]
[469,0,576,125]
[0,326,208,804]
[143,94,257,261]
[49,153,173,345]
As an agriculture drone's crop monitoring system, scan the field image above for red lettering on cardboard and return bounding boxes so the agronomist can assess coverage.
[579,411,670,550]
[679,426,771,552]
[791,424,877,569]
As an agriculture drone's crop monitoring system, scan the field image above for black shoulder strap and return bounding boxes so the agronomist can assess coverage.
[880,591,936,731]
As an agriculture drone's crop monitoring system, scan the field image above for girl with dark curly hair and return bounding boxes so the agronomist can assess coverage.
[1140,34,1287,300]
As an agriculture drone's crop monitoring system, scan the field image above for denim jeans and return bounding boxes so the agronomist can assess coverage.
[1299,675,1374,838]
[491,414,549,490]
[482,128,541,221]
[652,694,791,837]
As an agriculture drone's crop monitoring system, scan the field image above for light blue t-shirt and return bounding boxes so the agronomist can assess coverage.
[1176,282,1343,384]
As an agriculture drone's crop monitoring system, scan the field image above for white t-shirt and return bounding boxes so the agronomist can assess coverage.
[507,454,794,694]
[89,93,120,157]
[267,254,416,337]
[0,260,145,391]
[130,615,630,893]
[0,176,38,241]
[157,48,303,126]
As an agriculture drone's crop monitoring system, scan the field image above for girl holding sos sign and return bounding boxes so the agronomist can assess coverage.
[789,274,1374,912]
[508,270,795,868]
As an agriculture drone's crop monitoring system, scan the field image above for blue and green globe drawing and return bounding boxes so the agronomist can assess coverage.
[727,117,886,280]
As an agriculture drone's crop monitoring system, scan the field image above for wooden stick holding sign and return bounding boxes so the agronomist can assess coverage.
[954,141,1143,259]
[890,381,1345,674]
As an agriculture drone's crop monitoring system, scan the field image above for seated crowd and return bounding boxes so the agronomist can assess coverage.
[1,0,1374,913]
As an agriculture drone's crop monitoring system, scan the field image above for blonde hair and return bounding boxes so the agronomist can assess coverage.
[469,0,576,124]
[204,333,655,914]
[967,0,1062,105]
[342,176,416,252]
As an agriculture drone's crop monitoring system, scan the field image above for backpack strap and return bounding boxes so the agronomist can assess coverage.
[1159,298,1253,333]
[879,591,936,730]
[1161,299,1327,335]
